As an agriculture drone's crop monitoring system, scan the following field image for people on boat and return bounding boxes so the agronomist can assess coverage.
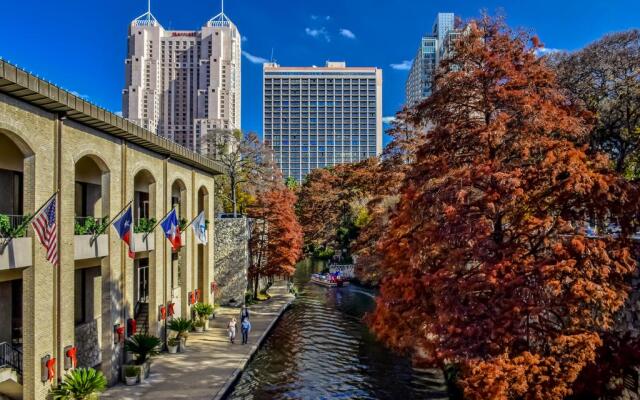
[228,317,237,344]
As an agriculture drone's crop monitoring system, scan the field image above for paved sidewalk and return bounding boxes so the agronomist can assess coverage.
[102,281,294,400]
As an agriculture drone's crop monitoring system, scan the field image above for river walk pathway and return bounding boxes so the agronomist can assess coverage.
[103,281,294,400]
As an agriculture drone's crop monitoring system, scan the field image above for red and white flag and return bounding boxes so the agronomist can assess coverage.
[32,195,58,266]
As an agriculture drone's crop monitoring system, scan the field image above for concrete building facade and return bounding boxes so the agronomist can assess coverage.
[0,59,223,399]
[263,61,383,183]
[122,5,241,155]
[405,12,460,107]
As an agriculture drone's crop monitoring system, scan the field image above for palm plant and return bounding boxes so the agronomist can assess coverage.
[167,317,193,340]
[49,368,107,400]
[124,334,161,365]
[192,302,214,324]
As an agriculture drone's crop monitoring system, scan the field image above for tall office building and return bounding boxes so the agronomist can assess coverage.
[263,61,383,182]
[405,12,460,107]
[123,3,241,154]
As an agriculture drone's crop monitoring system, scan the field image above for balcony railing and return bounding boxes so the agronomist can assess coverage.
[0,342,22,374]
[0,214,29,239]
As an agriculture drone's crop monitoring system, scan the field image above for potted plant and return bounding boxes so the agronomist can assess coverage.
[193,319,205,333]
[49,367,107,399]
[192,302,215,330]
[124,333,161,381]
[168,317,193,352]
[124,365,139,386]
[167,337,180,354]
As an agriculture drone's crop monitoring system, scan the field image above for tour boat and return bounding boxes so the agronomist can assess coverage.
[310,273,349,287]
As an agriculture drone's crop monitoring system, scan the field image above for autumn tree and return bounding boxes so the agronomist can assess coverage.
[370,16,638,400]
[552,30,640,176]
[248,185,303,298]
[203,131,280,216]
[296,159,379,259]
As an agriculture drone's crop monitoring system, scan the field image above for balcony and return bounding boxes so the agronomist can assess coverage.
[0,215,32,270]
[74,217,109,260]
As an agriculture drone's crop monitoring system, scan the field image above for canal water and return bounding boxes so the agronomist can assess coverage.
[227,259,449,400]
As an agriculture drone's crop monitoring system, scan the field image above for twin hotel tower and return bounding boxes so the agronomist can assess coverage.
[0,1,384,399]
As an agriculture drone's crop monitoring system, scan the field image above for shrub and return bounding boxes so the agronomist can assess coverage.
[49,368,107,400]
[134,218,157,233]
[167,317,193,340]
[124,334,161,365]
[124,365,140,378]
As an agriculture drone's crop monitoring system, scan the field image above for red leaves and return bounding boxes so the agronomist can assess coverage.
[369,15,637,400]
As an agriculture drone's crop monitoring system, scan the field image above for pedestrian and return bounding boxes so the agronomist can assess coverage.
[228,317,237,344]
[240,305,249,322]
[241,317,251,345]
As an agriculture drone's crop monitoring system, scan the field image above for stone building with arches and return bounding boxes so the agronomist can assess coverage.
[0,60,223,399]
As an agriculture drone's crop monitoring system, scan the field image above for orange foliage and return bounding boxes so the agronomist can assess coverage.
[370,15,639,399]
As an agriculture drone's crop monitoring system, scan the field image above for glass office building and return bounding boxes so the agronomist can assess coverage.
[263,61,383,183]
[406,13,457,107]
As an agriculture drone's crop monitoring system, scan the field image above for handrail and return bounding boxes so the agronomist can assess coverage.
[0,342,23,374]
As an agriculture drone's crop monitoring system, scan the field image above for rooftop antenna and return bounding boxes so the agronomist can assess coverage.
[133,0,159,26]
[270,48,274,62]
[207,0,232,27]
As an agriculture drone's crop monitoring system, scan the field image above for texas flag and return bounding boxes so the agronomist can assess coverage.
[113,206,135,259]
[161,208,182,251]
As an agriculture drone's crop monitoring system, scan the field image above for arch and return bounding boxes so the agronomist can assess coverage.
[133,168,157,223]
[170,178,188,219]
[74,154,110,221]
[0,126,35,158]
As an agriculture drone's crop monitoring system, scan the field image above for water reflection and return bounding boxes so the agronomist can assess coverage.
[227,259,448,400]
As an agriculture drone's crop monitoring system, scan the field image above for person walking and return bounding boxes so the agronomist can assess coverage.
[240,305,249,322]
[228,317,237,344]
[241,317,251,345]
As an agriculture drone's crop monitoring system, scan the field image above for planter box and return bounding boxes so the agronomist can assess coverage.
[74,234,108,260]
[0,237,32,270]
[133,233,154,252]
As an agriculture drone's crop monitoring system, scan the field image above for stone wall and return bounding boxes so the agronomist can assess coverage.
[214,218,249,306]
[75,320,101,368]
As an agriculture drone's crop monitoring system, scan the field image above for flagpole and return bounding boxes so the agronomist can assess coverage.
[0,191,58,252]
[92,200,133,240]
[143,207,176,241]
[182,211,203,231]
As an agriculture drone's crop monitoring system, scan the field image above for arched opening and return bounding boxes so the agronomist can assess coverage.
[74,155,109,233]
[133,169,156,331]
[73,155,110,368]
[197,186,209,303]
[170,179,187,299]
[0,131,33,356]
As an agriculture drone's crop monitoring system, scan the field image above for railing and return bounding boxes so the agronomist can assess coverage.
[0,342,22,374]
[0,215,29,239]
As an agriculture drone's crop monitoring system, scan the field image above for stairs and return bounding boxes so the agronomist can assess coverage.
[134,303,149,335]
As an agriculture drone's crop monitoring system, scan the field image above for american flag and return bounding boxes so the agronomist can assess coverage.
[32,195,58,265]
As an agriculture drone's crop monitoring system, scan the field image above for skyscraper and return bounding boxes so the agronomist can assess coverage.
[263,61,383,183]
[123,2,241,154]
[405,12,459,107]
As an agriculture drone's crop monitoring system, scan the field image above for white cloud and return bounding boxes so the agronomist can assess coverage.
[535,47,562,57]
[70,90,89,99]
[242,35,248,42]
[382,116,396,124]
[305,27,330,42]
[390,60,412,71]
[242,51,268,64]
[114,111,123,117]
[339,28,356,39]
[311,15,331,21]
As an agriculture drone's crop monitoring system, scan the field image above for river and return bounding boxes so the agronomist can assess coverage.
[227,259,449,400]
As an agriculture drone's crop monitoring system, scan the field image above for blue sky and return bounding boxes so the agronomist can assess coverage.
[1,0,638,146]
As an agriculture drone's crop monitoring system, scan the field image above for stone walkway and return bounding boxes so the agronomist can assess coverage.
[102,281,294,400]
